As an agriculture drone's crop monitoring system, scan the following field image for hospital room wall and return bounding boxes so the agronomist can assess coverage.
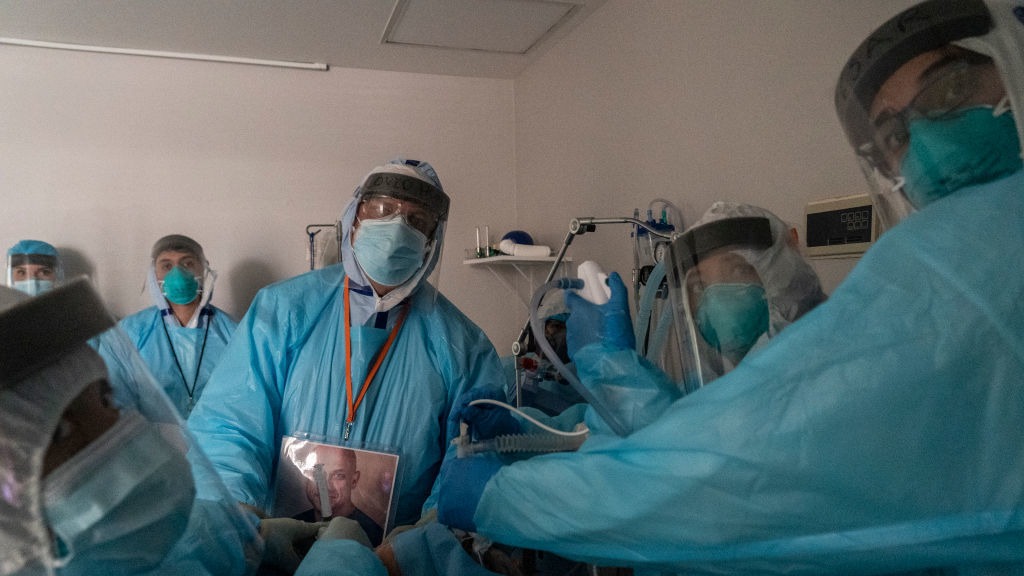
[511,0,918,306]
[2,1,920,359]
[0,46,524,349]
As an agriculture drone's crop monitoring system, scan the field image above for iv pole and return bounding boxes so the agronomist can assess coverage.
[306,224,340,270]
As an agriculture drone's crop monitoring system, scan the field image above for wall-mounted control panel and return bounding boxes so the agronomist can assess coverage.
[805,194,877,258]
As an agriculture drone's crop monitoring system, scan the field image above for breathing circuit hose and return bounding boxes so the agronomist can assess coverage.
[633,259,665,355]
[529,278,629,437]
[452,397,589,455]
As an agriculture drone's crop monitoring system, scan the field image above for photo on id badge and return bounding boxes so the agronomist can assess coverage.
[274,436,399,547]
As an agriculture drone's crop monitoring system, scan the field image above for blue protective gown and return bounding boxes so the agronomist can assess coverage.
[188,265,505,527]
[157,497,262,575]
[382,521,590,576]
[389,522,501,576]
[120,305,237,418]
[469,170,1024,574]
[295,539,387,576]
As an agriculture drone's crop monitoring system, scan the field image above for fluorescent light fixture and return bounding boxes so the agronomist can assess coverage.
[382,0,581,55]
[0,37,329,71]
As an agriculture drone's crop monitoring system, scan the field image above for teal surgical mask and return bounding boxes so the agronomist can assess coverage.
[13,278,54,296]
[901,105,1022,209]
[696,283,769,360]
[160,266,200,305]
[352,215,428,287]
[42,411,195,574]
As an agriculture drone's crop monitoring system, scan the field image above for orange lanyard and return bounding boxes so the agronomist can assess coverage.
[343,276,407,441]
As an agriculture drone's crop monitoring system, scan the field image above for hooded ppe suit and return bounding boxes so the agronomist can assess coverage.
[188,159,505,536]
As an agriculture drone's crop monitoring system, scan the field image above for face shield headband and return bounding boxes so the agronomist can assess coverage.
[360,172,450,223]
[0,278,113,386]
[666,217,773,392]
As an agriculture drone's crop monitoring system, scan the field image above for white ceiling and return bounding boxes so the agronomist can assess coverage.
[0,0,607,78]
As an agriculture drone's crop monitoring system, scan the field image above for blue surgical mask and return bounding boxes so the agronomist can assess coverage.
[161,266,200,305]
[42,411,195,574]
[352,216,428,286]
[696,283,769,360]
[901,106,1022,209]
[13,278,54,296]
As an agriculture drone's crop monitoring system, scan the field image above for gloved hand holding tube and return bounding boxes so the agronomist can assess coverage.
[259,517,322,574]
[448,386,521,441]
[317,516,372,548]
[564,270,636,359]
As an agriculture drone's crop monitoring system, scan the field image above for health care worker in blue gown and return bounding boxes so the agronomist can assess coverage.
[0,279,262,575]
[188,159,506,533]
[119,234,237,418]
[6,239,63,296]
[437,1,1024,573]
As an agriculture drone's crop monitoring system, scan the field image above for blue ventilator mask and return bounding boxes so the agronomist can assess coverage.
[696,283,769,360]
[352,215,429,287]
[901,103,1022,208]
[42,410,195,574]
[13,278,54,296]
[160,266,200,305]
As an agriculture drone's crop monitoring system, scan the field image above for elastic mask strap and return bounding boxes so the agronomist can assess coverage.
[994,94,1012,116]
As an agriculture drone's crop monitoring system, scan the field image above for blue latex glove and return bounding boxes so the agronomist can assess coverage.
[565,271,635,359]
[436,454,503,532]
[447,386,520,441]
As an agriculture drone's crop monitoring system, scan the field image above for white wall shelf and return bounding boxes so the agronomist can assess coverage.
[464,255,572,309]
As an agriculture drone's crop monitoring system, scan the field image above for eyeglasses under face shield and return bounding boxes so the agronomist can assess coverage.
[866,51,1005,177]
[357,194,440,237]
[357,171,450,237]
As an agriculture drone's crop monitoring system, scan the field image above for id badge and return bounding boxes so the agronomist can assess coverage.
[272,435,400,547]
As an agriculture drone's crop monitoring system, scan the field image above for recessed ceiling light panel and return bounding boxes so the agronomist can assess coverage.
[382,0,581,55]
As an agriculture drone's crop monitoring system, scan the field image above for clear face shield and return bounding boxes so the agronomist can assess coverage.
[835,0,1024,232]
[341,163,451,313]
[666,217,774,394]
[0,278,259,575]
[7,252,62,297]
